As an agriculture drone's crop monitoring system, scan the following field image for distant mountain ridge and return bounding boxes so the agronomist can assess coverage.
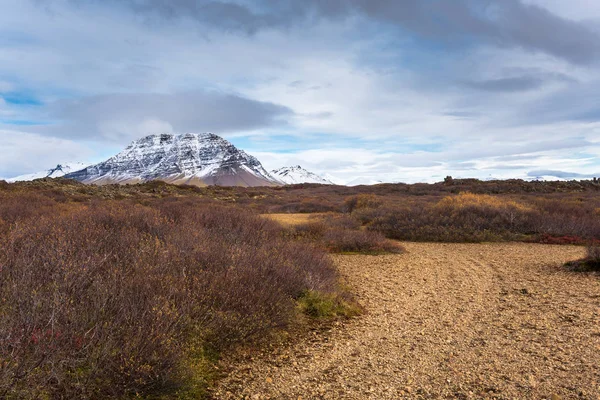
[6,134,340,187]
[7,162,89,183]
[270,165,333,185]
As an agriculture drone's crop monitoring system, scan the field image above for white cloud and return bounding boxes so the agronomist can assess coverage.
[0,81,13,93]
[523,0,600,21]
[0,98,11,117]
[0,130,93,178]
[250,122,600,184]
[1,0,600,180]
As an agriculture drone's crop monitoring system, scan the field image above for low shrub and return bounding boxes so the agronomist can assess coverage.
[344,194,383,213]
[0,192,67,224]
[322,229,404,254]
[365,193,538,242]
[565,245,600,272]
[297,290,361,319]
[292,221,329,240]
[584,245,600,270]
[290,216,403,254]
[0,200,339,398]
[588,245,600,261]
[269,198,338,213]
[531,234,592,245]
[316,213,362,230]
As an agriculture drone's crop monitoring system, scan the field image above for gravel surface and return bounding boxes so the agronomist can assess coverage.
[212,242,600,400]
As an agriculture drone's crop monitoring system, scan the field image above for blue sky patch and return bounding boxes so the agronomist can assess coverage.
[2,92,43,106]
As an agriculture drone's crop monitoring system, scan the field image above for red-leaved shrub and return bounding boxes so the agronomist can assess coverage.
[0,199,338,398]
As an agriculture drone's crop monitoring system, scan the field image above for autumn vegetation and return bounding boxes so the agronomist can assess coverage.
[565,245,600,272]
[1,176,599,398]
[0,191,350,398]
[287,213,404,254]
[354,192,600,243]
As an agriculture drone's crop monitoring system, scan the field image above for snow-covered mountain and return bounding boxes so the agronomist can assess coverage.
[270,165,333,185]
[346,177,385,186]
[7,162,90,183]
[321,173,345,186]
[65,133,278,187]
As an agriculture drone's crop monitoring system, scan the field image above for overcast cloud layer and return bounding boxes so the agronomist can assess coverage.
[1,0,599,182]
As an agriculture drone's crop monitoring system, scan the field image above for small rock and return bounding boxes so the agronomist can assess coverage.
[551,394,562,400]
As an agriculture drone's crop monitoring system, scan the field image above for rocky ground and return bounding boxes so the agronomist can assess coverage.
[212,242,600,400]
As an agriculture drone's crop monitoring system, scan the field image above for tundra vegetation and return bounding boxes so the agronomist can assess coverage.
[0,191,350,398]
[0,177,599,398]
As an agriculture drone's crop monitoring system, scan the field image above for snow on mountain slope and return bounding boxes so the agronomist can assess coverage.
[322,173,345,186]
[7,162,89,182]
[65,133,279,187]
[270,165,333,185]
[346,176,385,186]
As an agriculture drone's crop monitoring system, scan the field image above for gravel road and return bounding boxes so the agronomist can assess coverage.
[213,242,600,399]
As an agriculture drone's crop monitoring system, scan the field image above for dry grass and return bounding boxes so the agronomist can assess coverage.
[262,213,327,226]
[434,192,533,212]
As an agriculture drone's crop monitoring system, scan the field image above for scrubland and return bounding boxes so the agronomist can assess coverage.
[0,190,351,398]
[1,177,599,398]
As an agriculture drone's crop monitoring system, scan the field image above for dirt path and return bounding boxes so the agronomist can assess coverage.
[213,243,600,399]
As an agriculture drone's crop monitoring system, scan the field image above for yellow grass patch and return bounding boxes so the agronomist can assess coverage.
[436,192,532,211]
[263,213,326,226]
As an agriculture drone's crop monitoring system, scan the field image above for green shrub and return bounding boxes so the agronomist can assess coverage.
[297,290,361,319]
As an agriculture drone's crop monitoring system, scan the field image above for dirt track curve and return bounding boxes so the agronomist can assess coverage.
[213,242,600,400]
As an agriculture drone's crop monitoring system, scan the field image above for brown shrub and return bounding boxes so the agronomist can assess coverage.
[316,213,361,230]
[586,245,600,269]
[0,200,338,398]
[0,192,66,224]
[588,245,600,260]
[322,229,403,254]
[290,214,403,254]
[565,244,600,272]
[269,198,339,213]
[293,221,329,240]
[344,194,383,213]
[361,193,542,242]
[530,198,600,239]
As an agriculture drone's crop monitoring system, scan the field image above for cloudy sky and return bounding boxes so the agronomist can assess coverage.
[1,0,600,183]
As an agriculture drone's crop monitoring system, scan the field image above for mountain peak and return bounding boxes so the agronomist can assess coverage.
[65,132,278,187]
